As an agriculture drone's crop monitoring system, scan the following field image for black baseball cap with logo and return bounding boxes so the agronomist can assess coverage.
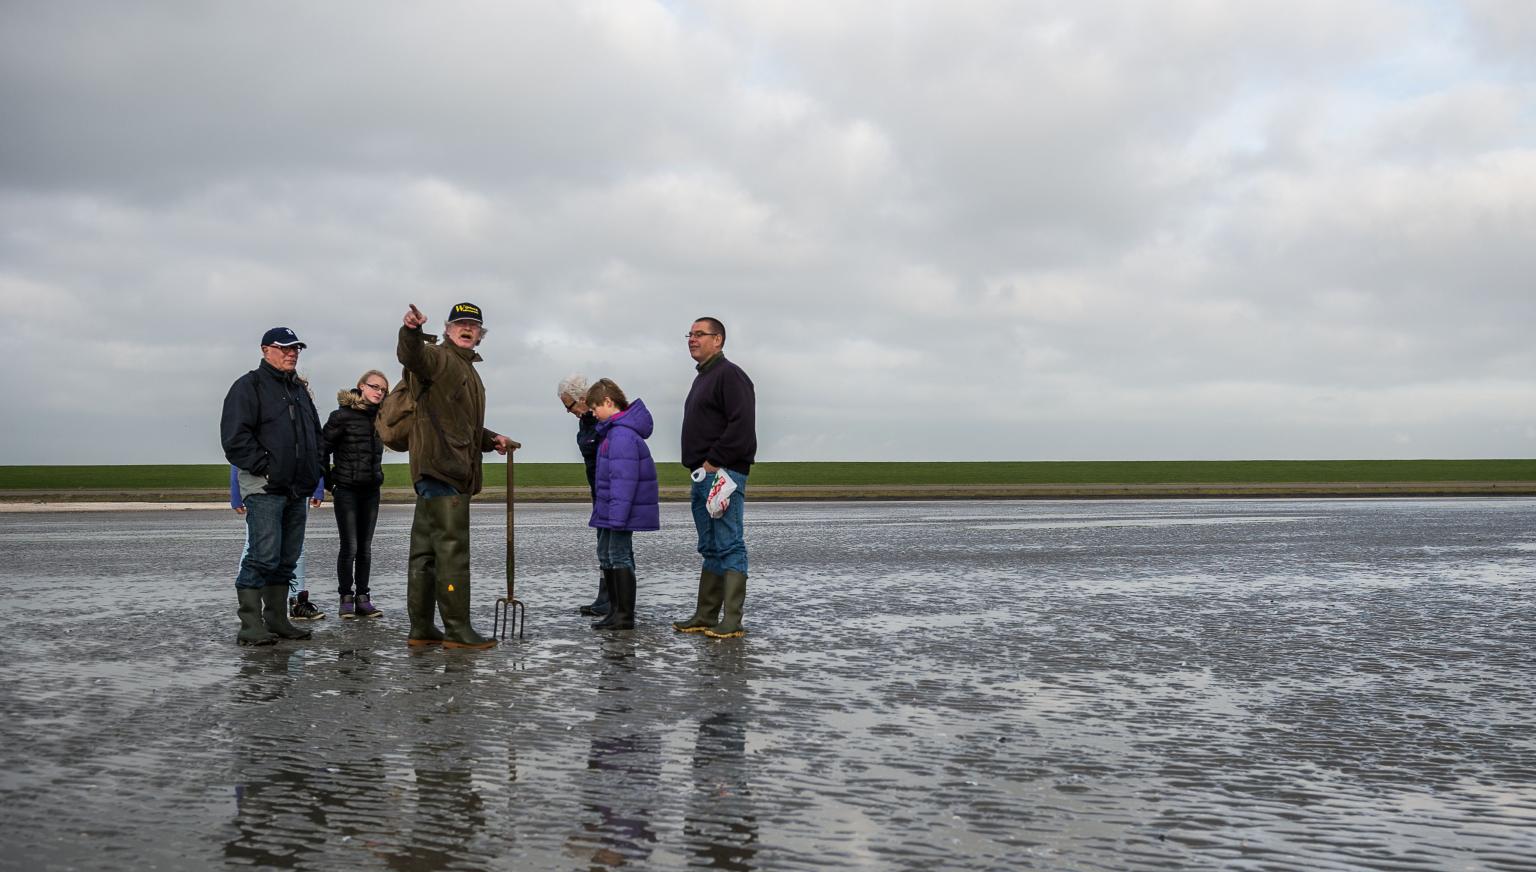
[446,302,483,324]
[260,327,306,348]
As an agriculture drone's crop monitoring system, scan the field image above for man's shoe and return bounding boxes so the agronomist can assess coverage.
[703,570,747,639]
[289,590,326,621]
[339,594,357,620]
[355,595,383,619]
[672,570,725,633]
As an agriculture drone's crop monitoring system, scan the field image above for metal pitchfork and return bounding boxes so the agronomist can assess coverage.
[493,441,526,641]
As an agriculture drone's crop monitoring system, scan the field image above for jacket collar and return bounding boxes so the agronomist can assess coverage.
[446,340,483,364]
[258,359,298,384]
[695,352,724,373]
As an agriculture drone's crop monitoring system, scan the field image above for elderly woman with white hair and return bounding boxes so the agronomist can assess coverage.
[558,374,607,616]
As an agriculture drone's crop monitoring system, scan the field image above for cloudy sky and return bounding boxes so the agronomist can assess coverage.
[2,1,1533,466]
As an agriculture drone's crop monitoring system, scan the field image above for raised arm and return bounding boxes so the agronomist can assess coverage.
[397,304,451,383]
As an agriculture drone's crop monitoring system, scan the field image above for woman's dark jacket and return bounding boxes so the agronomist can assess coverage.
[576,411,599,498]
[220,360,323,498]
[322,389,385,489]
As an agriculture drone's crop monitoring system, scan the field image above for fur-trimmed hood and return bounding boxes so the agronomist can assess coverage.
[336,388,375,412]
[322,389,385,489]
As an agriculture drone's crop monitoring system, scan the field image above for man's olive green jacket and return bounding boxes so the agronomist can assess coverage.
[397,325,500,496]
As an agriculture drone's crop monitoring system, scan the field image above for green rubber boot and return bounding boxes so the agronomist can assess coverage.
[261,584,312,640]
[595,567,636,631]
[237,588,276,646]
[672,569,725,633]
[407,497,445,647]
[704,571,747,639]
[432,495,496,650]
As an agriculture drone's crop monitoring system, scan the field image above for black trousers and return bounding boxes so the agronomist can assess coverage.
[333,484,381,597]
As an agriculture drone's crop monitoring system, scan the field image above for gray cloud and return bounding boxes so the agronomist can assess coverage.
[1,0,1532,465]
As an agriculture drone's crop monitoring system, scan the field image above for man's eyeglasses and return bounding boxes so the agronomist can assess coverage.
[363,383,388,393]
[685,331,720,340]
[265,345,302,355]
[564,398,578,411]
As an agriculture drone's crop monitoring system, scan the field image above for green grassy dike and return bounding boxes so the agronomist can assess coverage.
[1,459,1534,502]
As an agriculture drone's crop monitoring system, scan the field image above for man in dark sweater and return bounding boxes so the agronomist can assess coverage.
[673,317,757,639]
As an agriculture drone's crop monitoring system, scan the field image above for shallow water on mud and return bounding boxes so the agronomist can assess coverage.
[1,498,1534,871]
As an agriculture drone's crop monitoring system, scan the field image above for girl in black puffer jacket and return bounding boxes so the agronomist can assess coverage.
[322,370,390,619]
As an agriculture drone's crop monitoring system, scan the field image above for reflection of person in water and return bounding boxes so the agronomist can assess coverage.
[387,655,494,870]
[223,650,331,867]
[224,649,400,865]
[388,756,488,872]
[569,644,661,866]
[683,712,760,869]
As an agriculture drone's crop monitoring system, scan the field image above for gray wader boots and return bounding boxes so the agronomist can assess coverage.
[406,496,445,647]
[260,585,312,640]
[593,567,636,631]
[237,588,276,646]
[430,495,497,650]
[703,570,748,639]
[672,569,725,633]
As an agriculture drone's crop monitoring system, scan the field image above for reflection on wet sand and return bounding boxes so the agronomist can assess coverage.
[568,638,660,868]
[225,649,335,869]
[389,756,488,871]
[3,498,1535,870]
[685,710,759,870]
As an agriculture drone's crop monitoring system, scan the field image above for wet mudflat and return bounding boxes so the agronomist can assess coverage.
[1,498,1533,872]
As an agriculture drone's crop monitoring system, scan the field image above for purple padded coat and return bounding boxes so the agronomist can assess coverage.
[588,399,660,532]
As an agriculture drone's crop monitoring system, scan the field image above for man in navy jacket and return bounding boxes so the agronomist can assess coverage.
[220,326,323,646]
[672,317,757,639]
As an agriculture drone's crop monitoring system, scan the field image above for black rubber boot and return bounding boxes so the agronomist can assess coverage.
[591,569,619,629]
[432,495,496,650]
[595,568,635,631]
[579,572,611,616]
[672,570,725,633]
[407,497,444,647]
[237,588,276,646]
[261,585,312,640]
[704,571,747,639]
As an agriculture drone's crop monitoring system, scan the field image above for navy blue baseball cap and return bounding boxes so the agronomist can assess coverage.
[446,302,483,324]
[260,327,306,348]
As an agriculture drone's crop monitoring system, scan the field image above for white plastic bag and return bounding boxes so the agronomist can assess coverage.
[693,467,738,518]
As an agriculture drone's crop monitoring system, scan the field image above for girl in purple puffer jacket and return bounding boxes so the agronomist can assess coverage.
[586,378,659,631]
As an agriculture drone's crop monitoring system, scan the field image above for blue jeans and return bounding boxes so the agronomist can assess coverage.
[691,469,748,575]
[236,494,308,590]
[595,528,635,570]
[414,476,460,498]
[240,531,307,596]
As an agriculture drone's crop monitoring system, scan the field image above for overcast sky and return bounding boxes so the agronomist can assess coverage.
[2,1,1533,466]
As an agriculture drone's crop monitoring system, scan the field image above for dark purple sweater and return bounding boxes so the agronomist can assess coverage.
[680,354,757,475]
